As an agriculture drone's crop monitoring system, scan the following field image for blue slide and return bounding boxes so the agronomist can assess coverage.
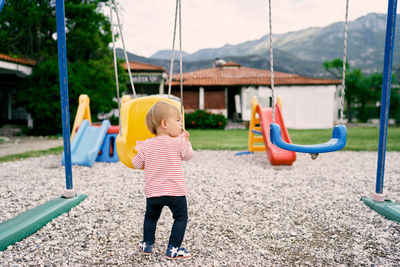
[62,119,110,167]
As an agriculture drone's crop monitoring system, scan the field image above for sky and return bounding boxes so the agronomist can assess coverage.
[107,0,388,58]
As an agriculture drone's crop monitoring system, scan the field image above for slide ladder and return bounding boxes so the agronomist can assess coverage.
[248,96,296,165]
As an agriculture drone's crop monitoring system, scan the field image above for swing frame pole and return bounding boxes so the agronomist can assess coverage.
[0,1,88,252]
[56,0,74,198]
[361,0,400,223]
[373,0,397,201]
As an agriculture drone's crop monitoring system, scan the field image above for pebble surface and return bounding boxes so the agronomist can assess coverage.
[1,151,400,266]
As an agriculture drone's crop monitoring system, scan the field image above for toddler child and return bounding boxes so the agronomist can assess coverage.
[132,100,193,259]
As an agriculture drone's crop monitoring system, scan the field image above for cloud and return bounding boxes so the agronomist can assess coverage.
[111,0,387,57]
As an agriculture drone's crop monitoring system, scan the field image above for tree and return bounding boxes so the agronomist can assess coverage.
[0,0,56,60]
[0,0,127,134]
[343,68,362,122]
[390,87,400,124]
[323,58,353,121]
[360,73,382,122]
[323,58,349,80]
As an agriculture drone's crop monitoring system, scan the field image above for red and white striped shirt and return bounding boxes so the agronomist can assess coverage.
[132,133,193,198]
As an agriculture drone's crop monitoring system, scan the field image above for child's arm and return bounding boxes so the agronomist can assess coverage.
[132,142,145,169]
[179,130,193,161]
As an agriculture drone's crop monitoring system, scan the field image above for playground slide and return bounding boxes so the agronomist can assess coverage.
[62,119,110,167]
[71,94,91,140]
[256,104,296,165]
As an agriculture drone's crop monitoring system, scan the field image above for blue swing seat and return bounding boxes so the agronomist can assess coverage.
[270,123,347,154]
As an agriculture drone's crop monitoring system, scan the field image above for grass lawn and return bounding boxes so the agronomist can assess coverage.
[1,126,400,163]
[189,126,400,151]
[0,147,64,163]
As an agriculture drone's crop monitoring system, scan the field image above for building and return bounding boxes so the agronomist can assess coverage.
[124,61,167,96]
[167,60,341,129]
[0,53,36,134]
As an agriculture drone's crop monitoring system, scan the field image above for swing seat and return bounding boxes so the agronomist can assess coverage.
[116,95,182,168]
[270,123,347,153]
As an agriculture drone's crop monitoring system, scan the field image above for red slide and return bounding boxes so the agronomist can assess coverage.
[256,104,296,165]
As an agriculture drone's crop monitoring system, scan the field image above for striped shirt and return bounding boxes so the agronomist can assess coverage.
[132,133,193,198]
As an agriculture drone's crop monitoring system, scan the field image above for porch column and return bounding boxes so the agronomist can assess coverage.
[199,87,204,110]
[7,91,11,120]
[225,87,228,115]
[159,80,164,95]
[27,113,33,128]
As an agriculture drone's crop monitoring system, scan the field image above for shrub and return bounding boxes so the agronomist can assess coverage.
[185,110,227,129]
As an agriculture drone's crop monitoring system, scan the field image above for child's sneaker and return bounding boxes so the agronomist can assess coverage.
[165,244,191,259]
[138,241,153,255]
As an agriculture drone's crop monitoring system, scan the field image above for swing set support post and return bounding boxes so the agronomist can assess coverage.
[55,0,74,197]
[0,0,88,252]
[374,0,397,200]
[361,0,400,223]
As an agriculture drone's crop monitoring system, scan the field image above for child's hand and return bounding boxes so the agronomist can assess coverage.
[182,129,190,140]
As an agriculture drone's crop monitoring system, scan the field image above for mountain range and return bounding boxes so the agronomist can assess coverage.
[117,13,400,78]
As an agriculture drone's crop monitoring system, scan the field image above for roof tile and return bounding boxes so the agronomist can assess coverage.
[0,53,36,66]
[124,61,166,72]
[168,65,340,86]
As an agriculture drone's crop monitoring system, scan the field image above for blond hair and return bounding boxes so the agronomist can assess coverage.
[145,101,180,134]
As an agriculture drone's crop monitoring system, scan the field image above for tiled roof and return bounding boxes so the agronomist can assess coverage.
[0,53,36,66]
[124,61,166,72]
[168,64,340,86]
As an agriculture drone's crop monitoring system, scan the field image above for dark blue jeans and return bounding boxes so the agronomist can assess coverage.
[143,196,188,247]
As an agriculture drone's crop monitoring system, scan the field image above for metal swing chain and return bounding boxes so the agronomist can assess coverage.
[178,0,184,116]
[167,0,184,116]
[339,0,350,125]
[268,0,275,123]
[109,0,122,134]
[168,0,179,98]
[268,0,349,126]
[112,0,136,99]
[110,0,140,136]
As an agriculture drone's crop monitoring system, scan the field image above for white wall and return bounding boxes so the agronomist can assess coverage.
[241,85,339,129]
[241,86,271,121]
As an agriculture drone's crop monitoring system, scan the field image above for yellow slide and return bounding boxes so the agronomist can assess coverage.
[71,94,91,140]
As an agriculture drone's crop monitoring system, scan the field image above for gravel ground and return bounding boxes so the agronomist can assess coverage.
[1,151,400,266]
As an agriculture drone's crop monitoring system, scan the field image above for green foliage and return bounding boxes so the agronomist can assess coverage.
[185,110,227,130]
[0,0,127,135]
[324,59,399,123]
[18,58,126,134]
[18,60,60,134]
[390,88,400,124]
[0,0,57,60]
[108,114,120,126]
[64,0,112,62]
[323,58,349,79]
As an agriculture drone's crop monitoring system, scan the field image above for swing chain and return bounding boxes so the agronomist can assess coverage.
[109,0,122,135]
[268,0,275,123]
[167,0,184,116]
[112,0,136,99]
[339,0,350,125]
[110,0,139,136]
[268,0,349,126]
[167,0,179,98]
[178,0,184,116]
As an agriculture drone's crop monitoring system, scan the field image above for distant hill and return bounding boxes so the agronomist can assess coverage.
[117,48,323,77]
[119,13,399,78]
[150,50,191,60]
